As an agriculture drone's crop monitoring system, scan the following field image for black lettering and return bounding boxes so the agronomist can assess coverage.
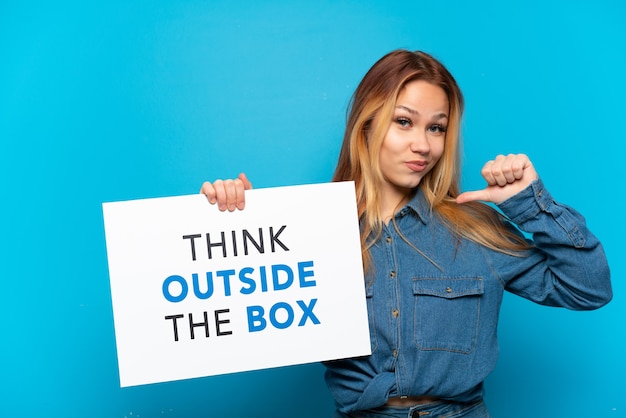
[188,312,210,339]
[231,230,238,256]
[165,314,184,341]
[243,228,264,255]
[182,234,202,261]
[270,225,289,252]
[206,232,227,259]
[215,309,232,336]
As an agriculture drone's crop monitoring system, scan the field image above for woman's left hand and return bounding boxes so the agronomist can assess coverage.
[456,154,539,205]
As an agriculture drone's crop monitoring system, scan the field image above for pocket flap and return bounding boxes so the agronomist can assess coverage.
[413,277,484,299]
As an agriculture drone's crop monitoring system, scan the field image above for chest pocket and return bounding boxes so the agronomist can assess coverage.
[412,277,484,354]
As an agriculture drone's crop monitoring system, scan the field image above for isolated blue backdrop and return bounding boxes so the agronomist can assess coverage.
[1,1,624,417]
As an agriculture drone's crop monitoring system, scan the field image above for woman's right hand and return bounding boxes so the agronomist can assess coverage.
[200,173,253,211]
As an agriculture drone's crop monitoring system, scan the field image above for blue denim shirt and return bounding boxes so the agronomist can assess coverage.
[324,179,612,413]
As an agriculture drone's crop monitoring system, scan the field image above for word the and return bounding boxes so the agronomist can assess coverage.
[165,309,231,342]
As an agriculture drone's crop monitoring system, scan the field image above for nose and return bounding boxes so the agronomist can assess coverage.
[409,129,429,154]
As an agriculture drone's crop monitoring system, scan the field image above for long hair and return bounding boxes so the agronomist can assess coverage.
[332,50,530,271]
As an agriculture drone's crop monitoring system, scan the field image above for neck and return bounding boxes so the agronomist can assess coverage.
[380,190,413,224]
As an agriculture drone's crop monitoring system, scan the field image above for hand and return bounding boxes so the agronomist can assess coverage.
[456,154,538,205]
[200,173,253,211]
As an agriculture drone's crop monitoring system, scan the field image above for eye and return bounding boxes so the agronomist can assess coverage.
[428,124,447,134]
[395,117,413,128]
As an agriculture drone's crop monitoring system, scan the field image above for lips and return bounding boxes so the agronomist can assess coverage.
[406,160,428,172]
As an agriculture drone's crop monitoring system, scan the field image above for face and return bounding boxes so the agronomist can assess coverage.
[378,80,449,205]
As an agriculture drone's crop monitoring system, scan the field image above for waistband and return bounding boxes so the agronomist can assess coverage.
[337,398,488,418]
[385,396,440,407]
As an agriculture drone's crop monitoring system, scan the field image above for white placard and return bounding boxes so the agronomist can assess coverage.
[102,181,371,387]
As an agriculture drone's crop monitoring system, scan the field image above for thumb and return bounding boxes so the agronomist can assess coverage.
[456,189,491,204]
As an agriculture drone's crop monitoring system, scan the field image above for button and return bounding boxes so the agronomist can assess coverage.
[390,271,396,278]
[392,349,398,357]
[446,287,452,293]
[392,309,399,318]
[386,237,392,243]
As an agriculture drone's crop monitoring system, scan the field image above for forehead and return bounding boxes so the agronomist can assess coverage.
[397,80,449,112]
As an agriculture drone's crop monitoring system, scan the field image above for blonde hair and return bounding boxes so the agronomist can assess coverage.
[332,50,530,271]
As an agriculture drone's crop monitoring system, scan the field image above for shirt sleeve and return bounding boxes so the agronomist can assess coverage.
[493,178,612,310]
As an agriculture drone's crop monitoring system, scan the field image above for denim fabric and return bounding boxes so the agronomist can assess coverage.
[325,179,611,413]
[334,399,490,418]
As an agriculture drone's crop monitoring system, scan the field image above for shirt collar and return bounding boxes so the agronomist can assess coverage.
[402,188,430,225]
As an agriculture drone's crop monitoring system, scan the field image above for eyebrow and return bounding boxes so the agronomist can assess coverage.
[396,105,448,120]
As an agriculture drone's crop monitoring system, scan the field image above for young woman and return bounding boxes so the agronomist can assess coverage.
[200,50,612,418]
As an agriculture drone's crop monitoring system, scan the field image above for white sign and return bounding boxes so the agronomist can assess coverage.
[102,181,371,387]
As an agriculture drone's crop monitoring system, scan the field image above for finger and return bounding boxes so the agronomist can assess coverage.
[481,160,498,186]
[238,172,253,190]
[499,153,530,183]
[510,153,530,180]
[223,179,238,212]
[499,154,519,184]
[233,178,247,210]
[456,189,491,204]
[483,155,515,187]
[213,179,228,211]
[490,155,511,187]
[200,181,218,204]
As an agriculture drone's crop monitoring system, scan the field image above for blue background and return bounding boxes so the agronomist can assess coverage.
[1,1,624,417]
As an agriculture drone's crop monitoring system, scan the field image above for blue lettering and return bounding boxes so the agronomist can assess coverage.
[192,272,215,299]
[247,305,266,332]
[216,269,235,296]
[269,302,294,329]
[239,267,256,294]
[272,264,293,291]
[297,299,320,326]
[298,260,316,287]
[260,265,268,292]
[163,260,316,303]
[162,275,188,302]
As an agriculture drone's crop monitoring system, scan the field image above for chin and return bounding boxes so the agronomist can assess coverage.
[402,178,423,190]
[397,182,420,194]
